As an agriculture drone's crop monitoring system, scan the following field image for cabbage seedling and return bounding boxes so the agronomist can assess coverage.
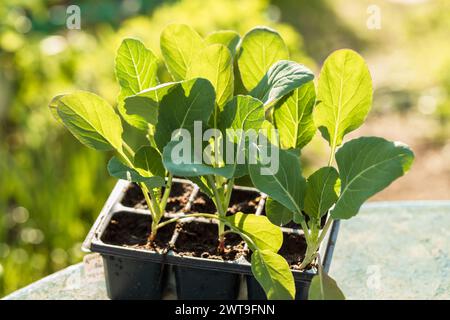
[249,49,415,299]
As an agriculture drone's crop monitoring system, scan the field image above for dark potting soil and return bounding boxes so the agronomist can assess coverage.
[120,182,193,212]
[101,212,175,254]
[190,189,262,215]
[279,232,309,270]
[173,221,246,261]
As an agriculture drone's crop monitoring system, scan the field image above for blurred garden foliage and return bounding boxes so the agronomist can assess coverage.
[0,0,311,296]
[1,0,449,297]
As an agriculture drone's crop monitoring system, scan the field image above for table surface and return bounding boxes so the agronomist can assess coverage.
[3,201,450,300]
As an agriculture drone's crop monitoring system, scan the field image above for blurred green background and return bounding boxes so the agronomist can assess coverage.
[0,0,449,296]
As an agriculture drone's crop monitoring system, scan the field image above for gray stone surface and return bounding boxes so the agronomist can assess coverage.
[3,201,450,300]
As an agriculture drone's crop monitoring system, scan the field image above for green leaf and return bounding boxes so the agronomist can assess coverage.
[107,157,165,188]
[309,271,345,300]
[50,91,123,152]
[219,95,265,132]
[205,30,240,57]
[154,78,215,151]
[249,148,306,215]
[160,24,205,81]
[266,197,293,226]
[332,137,414,219]
[224,212,282,252]
[273,81,316,149]
[304,167,339,219]
[162,139,236,179]
[237,27,289,91]
[187,44,234,115]
[133,146,165,178]
[314,49,373,150]
[123,82,179,129]
[251,250,295,300]
[218,95,265,177]
[49,95,64,124]
[250,60,314,106]
[116,38,159,130]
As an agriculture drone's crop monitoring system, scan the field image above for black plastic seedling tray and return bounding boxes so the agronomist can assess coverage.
[82,179,340,300]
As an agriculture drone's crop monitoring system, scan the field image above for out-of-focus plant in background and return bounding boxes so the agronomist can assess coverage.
[1,0,449,296]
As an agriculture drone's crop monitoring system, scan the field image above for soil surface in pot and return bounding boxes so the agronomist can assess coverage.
[101,212,175,253]
[121,182,193,212]
[190,189,263,215]
[173,221,246,261]
[279,233,309,270]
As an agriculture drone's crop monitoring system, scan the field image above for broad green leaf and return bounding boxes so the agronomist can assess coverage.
[237,27,289,91]
[133,146,165,178]
[273,81,316,149]
[250,60,314,106]
[51,91,123,152]
[162,139,235,179]
[49,95,64,124]
[218,95,265,177]
[249,148,306,215]
[309,271,345,300]
[315,49,373,150]
[115,39,159,130]
[187,44,234,118]
[160,24,204,81]
[107,157,165,188]
[123,82,179,129]
[224,212,282,252]
[304,167,339,219]
[219,95,265,132]
[251,250,295,300]
[205,30,240,57]
[154,78,215,151]
[266,197,293,226]
[332,137,414,219]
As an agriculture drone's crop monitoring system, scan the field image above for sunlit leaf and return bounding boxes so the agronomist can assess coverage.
[237,27,289,91]
[160,24,205,81]
[224,212,282,252]
[273,82,316,149]
[187,44,234,119]
[205,30,240,57]
[115,38,159,130]
[314,49,373,150]
[251,250,295,300]
[51,91,123,152]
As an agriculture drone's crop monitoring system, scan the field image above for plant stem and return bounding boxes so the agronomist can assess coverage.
[159,173,173,212]
[300,220,311,245]
[155,213,220,230]
[224,178,234,209]
[122,141,135,159]
[298,217,334,270]
[327,144,336,166]
[207,175,227,251]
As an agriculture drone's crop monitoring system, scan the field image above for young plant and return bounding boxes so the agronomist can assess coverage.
[49,38,179,243]
[131,24,316,299]
[49,25,305,300]
[249,49,415,299]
